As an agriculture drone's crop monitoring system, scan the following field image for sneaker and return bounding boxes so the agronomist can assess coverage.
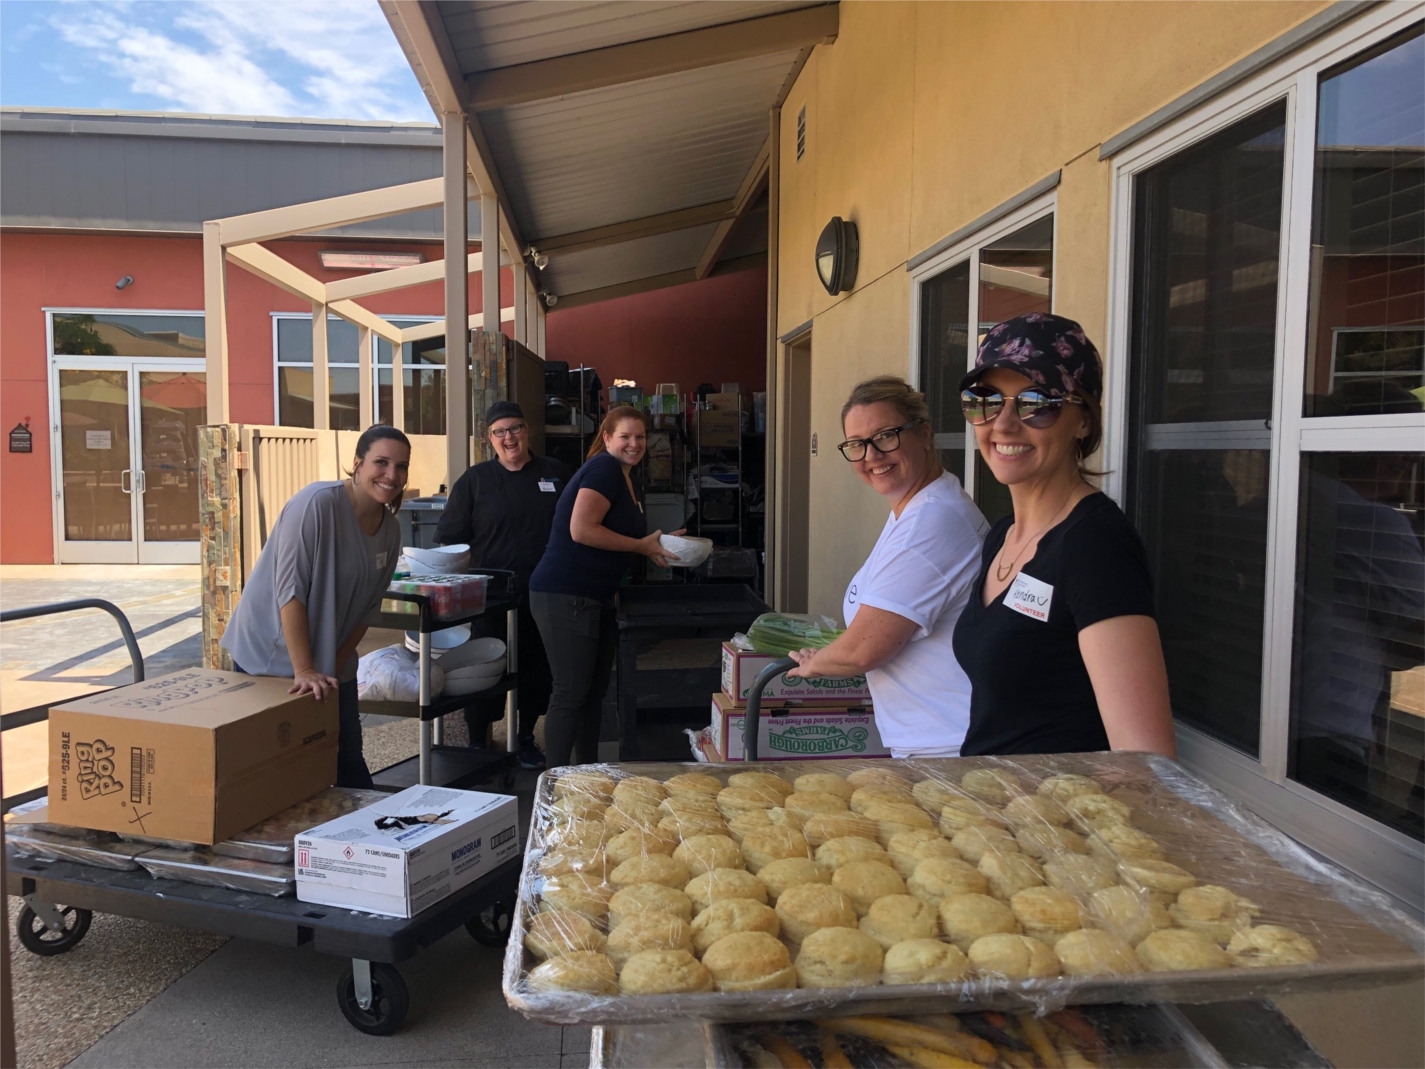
[517,736,546,770]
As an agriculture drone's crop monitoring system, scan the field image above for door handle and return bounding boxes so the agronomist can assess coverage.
[135,470,147,494]
[120,469,133,494]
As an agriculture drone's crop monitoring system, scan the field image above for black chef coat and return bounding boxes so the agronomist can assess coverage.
[434,454,572,598]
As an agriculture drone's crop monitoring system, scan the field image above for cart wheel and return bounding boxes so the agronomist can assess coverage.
[17,904,92,956]
[466,898,513,947]
[336,962,409,1036]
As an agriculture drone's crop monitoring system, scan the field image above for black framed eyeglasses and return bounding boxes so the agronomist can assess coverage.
[490,423,527,439]
[960,387,1082,429]
[838,420,924,462]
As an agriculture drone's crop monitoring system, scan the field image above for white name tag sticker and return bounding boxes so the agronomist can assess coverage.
[538,480,557,492]
[1004,572,1054,622]
[375,551,389,569]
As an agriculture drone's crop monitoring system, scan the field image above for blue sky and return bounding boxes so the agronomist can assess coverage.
[1,1,434,122]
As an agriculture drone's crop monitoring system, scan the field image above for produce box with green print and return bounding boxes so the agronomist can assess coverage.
[710,692,888,761]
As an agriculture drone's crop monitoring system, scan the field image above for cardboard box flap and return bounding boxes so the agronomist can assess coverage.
[52,670,298,728]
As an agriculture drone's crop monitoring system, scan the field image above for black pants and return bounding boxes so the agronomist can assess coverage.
[462,602,552,745]
[530,590,617,768]
[233,664,373,789]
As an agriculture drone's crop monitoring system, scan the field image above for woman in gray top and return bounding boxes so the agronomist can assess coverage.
[221,425,408,787]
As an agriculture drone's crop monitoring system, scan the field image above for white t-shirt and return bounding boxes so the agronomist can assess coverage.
[843,472,989,758]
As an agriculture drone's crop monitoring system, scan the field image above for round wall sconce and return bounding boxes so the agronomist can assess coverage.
[815,217,858,295]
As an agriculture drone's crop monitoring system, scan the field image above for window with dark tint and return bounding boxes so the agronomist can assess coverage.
[920,260,971,479]
[275,317,362,430]
[1128,103,1287,755]
[53,313,204,357]
[1305,26,1425,416]
[1289,451,1423,840]
[377,323,447,435]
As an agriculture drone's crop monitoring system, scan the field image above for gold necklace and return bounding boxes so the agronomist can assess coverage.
[994,488,1079,582]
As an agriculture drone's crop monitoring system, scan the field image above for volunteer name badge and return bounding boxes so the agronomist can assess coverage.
[1004,572,1053,622]
[538,479,557,493]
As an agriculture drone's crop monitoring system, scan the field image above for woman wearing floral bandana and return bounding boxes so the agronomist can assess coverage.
[952,313,1176,757]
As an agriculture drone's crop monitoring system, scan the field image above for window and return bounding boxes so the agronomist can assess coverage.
[273,315,362,430]
[916,211,1054,523]
[53,312,204,357]
[376,320,445,435]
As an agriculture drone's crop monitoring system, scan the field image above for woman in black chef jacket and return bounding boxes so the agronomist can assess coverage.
[952,313,1176,757]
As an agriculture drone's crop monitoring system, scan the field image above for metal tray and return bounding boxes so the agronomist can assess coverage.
[504,753,1424,1026]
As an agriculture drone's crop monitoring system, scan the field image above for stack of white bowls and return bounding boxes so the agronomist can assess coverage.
[398,543,471,575]
[437,636,507,696]
[403,623,472,659]
[659,534,714,568]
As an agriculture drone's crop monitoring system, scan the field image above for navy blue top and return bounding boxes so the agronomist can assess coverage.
[530,451,646,601]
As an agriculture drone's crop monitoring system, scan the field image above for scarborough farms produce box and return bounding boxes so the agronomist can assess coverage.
[710,693,889,761]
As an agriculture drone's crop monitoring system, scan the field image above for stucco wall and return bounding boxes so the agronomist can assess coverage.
[775,0,1332,616]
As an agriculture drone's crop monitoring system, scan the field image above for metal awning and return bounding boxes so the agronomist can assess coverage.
[383,1,837,309]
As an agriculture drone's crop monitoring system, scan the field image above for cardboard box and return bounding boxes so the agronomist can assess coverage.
[711,693,891,761]
[721,642,872,703]
[706,392,742,412]
[693,409,740,448]
[295,785,519,918]
[47,669,337,845]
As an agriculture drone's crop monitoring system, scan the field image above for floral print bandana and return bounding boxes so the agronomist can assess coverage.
[959,312,1103,400]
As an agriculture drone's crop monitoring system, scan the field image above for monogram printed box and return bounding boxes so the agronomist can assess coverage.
[710,693,890,761]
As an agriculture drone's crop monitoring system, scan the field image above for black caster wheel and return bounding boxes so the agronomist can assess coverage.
[466,898,513,947]
[17,904,92,956]
[336,962,409,1036]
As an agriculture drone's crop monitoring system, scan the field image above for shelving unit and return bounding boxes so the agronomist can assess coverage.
[543,363,601,471]
[692,400,742,546]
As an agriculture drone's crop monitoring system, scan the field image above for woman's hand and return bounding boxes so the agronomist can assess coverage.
[785,647,823,679]
[290,667,339,702]
[638,530,680,568]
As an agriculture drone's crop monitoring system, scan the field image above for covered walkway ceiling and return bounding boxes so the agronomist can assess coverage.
[382,1,836,309]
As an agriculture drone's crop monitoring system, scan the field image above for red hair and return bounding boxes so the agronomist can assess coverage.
[587,405,647,460]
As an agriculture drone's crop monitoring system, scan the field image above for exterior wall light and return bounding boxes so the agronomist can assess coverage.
[815,217,858,295]
[115,275,135,289]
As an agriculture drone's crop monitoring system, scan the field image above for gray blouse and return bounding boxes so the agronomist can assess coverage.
[221,481,400,682]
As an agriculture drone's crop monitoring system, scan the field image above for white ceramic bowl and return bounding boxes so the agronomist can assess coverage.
[444,660,505,683]
[444,673,502,696]
[403,545,470,572]
[439,637,506,671]
[403,624,470,657]
[397,555,445,576]
[659,534,714,568]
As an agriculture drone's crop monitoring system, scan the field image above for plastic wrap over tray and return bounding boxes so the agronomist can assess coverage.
[136,848,296,896]
[503,753,1424,1025]
[7,827,153,870]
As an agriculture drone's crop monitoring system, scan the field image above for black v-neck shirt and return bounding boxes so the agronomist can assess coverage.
[953,493,1156,756]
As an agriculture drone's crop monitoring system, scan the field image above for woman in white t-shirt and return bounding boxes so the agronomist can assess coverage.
[786,376,989,757]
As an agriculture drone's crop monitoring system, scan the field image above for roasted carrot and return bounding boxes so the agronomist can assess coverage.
[1046,1010,1100,1053]
[884,1043,981,1068]
[1016,1014,1063,1069]
[818,1029,854,1069]
[818,1017,995,1065]
[760,1033,813,1069]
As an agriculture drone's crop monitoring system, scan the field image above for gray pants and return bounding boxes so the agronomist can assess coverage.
[530,590,617,768]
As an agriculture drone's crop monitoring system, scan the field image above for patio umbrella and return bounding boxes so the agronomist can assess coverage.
[140,373,206,410]
[60,378,129,406]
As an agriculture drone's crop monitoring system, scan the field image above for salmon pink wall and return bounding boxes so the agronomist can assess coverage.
[545,267,767,399]
[0,231,510,563]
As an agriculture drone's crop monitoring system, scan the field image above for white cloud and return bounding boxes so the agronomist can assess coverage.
[49,1,431,121]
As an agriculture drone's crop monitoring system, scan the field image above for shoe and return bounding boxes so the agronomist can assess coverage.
[517,736,546,770]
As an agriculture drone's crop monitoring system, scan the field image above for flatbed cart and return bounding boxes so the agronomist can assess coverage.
[6,847,521,1035]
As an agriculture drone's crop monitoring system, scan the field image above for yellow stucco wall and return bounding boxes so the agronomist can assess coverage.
[776,0,1333,616]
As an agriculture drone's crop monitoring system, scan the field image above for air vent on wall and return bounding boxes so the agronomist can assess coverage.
[796,106,807,161]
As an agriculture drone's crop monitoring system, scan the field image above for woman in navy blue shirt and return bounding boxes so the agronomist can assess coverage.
[530,406,680,765]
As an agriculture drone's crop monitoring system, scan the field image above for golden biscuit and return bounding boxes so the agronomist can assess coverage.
[728,770,795,800]
[967,933,1061,979]
[862,802,937,846]
[938,893,1021,952]
[741,827,811,873]
[846,767,912,792]
[701,931,796,991]
[685,868,767,913]
[1010,886,1084,944]
[723,811,775,844]
[540,873,611,923]
[1170,885,1260,945]
[785,791,851,820]
[1002,795,1070,828]
[833,860,907,916]
[1016,825,1089,861]
[613,775,667,804]
[609,854,689,891]
[528,951,618,994]
[795,926,884,988]
[803,813,881,847]
[767,807,804,831]
[907,857,989,904]
[690,897,780,955]
[951,825,1020,865]
[1043,855,1118,895]
[979,852,1045,900]
[851,785,916,814]
[605,828,677,867]
[775,882,858,944]
[657,812,727,841]
[910,778,962,815]
[545,819,606,851]
[524,911,608,960]
[756,856,831,903]
[859,894,938,949]
[883,938,970,985]
[1227,925,1318,968]
[618,948,713,994]
[887,830,961,879]
[539,847,605,879]
[552,771,616,802]
[1037,774,1103,805]
[607,883,693,927]
[939,798,1010,835]
[960,768,1026,805]
[664,772,723,798]
[659,792,722,820]
[606,911,694,970]
[1118,858,1196,895]
[1136,928,1231,972]
[673,834,744,876]
[1066,793,1134,830]
[1087,825,1164,862]
[795,772,855,801]
[716,787,780,820]
[604,801,662,834]
[1055,929,1143,976]
[1089,886,1172,946]
[551,795,608,822]
[815,835,890,871]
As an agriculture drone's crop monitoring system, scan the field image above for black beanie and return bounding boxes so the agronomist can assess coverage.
[485,401,524,425]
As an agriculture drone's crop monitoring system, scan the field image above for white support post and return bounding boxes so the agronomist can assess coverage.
[513,268,528,345]
[311,302,330,431]
[444,113,471,487]
[482,193,501,341]
[536,304,546,358]
[391,335,406,433]
[357,324,373,428]
[203,221,230,424]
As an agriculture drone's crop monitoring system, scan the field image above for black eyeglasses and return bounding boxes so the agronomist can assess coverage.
[838,420,924,462]
[961,387,1082,429]
[490,423,527,439]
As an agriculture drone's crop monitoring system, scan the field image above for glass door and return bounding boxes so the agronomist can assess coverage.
[135,365,206,562]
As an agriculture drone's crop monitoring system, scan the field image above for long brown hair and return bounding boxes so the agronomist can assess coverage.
[587,405,648,460]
